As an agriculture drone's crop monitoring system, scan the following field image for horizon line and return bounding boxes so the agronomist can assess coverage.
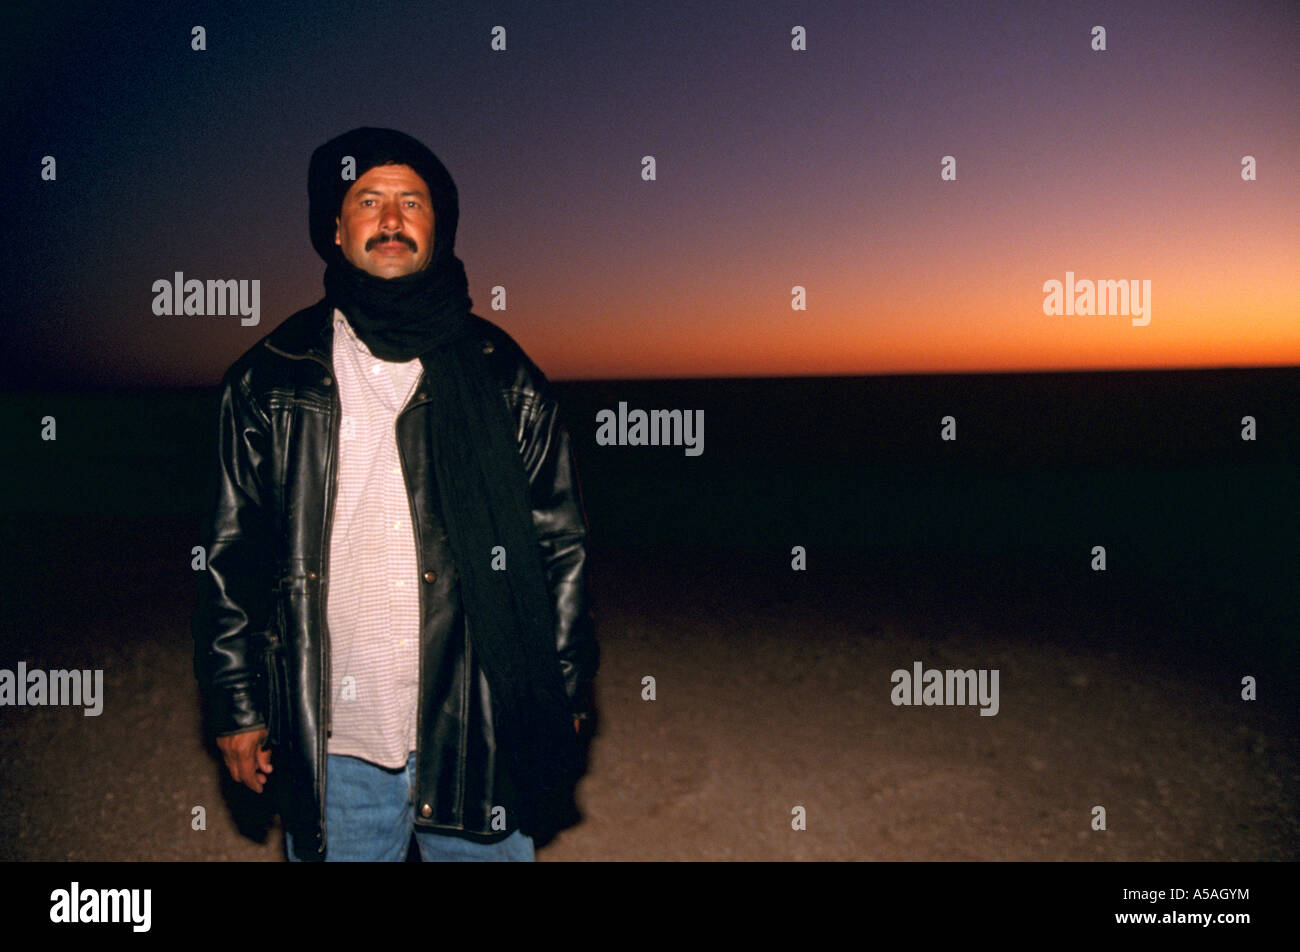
[2,361,1297,396]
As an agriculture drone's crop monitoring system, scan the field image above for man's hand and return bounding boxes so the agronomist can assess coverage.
[216,728,273,793]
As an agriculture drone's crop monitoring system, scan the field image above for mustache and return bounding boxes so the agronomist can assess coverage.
[366,232,418,252]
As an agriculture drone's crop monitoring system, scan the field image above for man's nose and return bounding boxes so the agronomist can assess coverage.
[379,201,404,231]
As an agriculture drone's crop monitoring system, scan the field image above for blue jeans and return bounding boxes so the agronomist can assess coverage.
[285,752,534,862]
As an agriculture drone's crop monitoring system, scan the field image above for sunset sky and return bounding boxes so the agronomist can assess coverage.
[6,0,1297,388]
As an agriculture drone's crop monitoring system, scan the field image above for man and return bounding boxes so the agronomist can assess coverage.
[192,127,597,862]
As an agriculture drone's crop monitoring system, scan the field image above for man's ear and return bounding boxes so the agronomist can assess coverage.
[334,216,341,246]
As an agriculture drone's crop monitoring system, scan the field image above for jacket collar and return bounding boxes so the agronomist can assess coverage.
[260,295,499,378]
[261,297,335,371]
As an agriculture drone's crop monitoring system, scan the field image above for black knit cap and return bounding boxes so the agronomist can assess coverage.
[308,127,459,266]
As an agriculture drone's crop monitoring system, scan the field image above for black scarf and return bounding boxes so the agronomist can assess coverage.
[324,253,581,832]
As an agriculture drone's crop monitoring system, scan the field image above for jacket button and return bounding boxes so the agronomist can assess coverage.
[482,342,494,354]
[420,804,433,818]
[307,571,317,579]
[415,392,426,400]
[423,571,436,583]
[322,376,332,386]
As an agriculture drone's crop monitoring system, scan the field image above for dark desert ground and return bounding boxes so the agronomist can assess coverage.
[0,368,1296,861]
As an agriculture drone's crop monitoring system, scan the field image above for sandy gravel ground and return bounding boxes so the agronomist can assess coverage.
[0,520,1295,861]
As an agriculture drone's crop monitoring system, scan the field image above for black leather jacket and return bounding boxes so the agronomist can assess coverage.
[191,298,597,860]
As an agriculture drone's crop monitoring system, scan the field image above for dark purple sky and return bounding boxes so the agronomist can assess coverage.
[5,0,1297,389]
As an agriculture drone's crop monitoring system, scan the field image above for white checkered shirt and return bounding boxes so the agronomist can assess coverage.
[325,308,426,768]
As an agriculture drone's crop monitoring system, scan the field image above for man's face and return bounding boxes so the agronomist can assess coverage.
[334,163,436,278]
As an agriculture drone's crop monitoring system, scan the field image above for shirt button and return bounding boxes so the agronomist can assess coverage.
[392,466,401,475]
[392,522,401,530]
[423,571,436,583]
[420,804,433,818]
[372,365,383,375]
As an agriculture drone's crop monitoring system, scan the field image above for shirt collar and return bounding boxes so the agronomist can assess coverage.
[333,308,373,356]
